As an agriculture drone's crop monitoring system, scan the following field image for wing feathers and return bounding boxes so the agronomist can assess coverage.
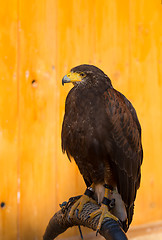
[104,88,143,226]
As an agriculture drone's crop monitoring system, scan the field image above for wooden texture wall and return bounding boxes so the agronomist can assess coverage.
[0,0,161,239]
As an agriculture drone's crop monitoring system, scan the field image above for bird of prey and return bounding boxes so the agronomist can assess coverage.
[61,64,143,233]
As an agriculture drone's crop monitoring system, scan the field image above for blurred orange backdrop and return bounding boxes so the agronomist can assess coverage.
[0,0,162,239]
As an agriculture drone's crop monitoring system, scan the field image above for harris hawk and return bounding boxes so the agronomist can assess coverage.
[61,64,143,233]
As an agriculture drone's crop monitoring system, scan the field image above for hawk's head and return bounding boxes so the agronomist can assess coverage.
[62,64,112,89]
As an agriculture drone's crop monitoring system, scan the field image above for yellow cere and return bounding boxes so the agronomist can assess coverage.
[67,71,83,82]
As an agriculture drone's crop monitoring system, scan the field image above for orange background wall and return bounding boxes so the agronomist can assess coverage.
[0,0,162,239]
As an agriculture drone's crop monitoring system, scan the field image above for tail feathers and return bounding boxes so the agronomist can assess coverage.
[127,204,134,227]
[123,204,134,232]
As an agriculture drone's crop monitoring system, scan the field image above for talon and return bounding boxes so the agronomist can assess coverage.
[76,209,79,218]
[86,215,90,220]
[96,229,99,236]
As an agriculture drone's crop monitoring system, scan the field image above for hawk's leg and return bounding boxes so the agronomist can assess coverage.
[89,185,118,235]
[68,183,97,219]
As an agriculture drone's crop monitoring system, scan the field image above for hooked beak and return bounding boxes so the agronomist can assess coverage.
[62,72,83,86]
[62,75,71,86]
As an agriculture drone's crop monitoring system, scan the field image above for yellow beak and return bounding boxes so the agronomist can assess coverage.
[62,72,82,86]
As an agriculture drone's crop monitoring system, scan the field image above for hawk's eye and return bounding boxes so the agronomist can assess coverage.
[80,73,85,77]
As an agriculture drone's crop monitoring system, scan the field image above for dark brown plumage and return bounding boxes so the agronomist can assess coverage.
[61,64,143,231]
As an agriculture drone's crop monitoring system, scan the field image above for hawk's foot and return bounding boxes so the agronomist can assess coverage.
[89,203,118,235]
[68,194,97,219]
